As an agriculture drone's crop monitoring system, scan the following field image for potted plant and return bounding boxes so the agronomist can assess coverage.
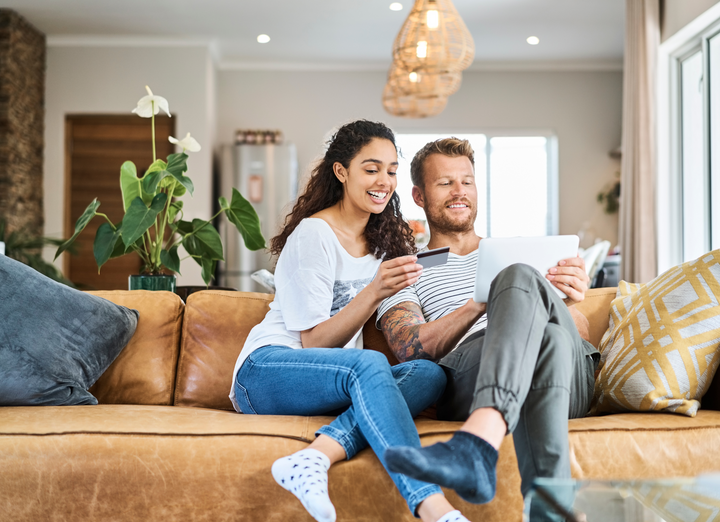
[1,218,75,287]
[55,86,265,290]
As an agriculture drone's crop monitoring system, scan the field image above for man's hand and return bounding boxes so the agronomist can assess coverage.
[546,255,589,305]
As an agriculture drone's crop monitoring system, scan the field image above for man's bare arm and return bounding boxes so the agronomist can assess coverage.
[380,299,486,363]
[379,303,432,362]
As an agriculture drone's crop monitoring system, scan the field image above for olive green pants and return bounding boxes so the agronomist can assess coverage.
[437,263,599,503]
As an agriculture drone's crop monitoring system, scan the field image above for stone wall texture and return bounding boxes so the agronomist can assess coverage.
[0,10,45,237]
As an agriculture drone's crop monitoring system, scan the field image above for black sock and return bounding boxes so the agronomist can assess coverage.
[385,431,498,504]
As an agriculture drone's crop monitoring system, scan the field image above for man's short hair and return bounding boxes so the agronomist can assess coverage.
[410,137,475,189]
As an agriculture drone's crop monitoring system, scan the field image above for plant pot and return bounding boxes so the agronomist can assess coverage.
[128,274,176,292]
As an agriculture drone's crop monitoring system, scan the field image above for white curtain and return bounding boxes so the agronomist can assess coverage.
[620,0,660,283]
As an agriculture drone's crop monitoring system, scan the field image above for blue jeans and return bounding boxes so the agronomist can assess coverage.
[234,345,446,516]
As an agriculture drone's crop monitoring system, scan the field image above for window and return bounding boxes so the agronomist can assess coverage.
[658,10,720,270]
[395,133,558,241]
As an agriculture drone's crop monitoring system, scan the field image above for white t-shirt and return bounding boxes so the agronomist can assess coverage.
[376,249,486,351]
[229,218,382,412]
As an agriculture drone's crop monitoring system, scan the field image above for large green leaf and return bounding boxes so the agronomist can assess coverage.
[174,219,194,236]
[141,169,170,195]
[224,188,265,251]
[190,219,224,261]
[146,159,167,174]
[120,162,141,211]
[160,245,181,273]
[139,159,168,202]
[200,257,216,286]
[93,221,123,271]
[122,194,167,247]
[164,153,194,195]
[167,200,183,223]
[54,199,100,260]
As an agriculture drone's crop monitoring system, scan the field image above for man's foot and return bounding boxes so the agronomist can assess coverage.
[271,448,336,522]
[437,510,472,522]
[385,431,498,504]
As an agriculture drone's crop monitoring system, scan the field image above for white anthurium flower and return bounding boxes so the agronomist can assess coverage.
[132,85,171,118]
[169,132,201,152]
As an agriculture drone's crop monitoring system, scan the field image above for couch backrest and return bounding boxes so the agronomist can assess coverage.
[174,290,274,410]
[89,290,184,405]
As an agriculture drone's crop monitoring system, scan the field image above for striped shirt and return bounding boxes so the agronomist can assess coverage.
[376,249,486,350]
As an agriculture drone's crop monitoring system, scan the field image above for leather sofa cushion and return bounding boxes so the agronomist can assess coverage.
[569,410,720,479]
[0,405,522,522]
[89,291,184,405]
[175,291,273,410]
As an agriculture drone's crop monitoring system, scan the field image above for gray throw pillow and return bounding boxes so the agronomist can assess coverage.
[0,256,139,405]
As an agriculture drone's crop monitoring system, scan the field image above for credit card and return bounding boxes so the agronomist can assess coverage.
[416,246,450,269]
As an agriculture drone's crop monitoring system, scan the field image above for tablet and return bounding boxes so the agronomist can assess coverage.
[473,235,580,303]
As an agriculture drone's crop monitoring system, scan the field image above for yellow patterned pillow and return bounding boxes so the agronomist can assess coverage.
[590,250,720,417]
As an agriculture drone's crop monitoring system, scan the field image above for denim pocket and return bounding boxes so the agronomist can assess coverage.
[233,381,257,414]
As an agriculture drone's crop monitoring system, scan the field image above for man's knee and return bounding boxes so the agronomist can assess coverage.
[492,263,541,293]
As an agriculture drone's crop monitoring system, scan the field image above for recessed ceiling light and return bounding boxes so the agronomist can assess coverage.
[389,3,403,11]
[257,34,270,44]
[527,36,540,45]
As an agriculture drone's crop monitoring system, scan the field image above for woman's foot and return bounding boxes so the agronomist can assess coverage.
[437,510,471,522]
[271,448,336,522]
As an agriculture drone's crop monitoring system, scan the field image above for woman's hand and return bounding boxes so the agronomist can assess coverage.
[369,255,423,302]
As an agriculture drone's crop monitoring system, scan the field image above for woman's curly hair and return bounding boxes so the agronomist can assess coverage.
[270,120,416,260]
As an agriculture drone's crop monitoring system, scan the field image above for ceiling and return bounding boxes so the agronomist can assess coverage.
[9,0,625,68]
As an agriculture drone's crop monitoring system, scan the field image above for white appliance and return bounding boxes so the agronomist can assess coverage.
[217,143,298,292]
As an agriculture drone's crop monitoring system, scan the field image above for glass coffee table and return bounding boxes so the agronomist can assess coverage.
[526,474,720,522]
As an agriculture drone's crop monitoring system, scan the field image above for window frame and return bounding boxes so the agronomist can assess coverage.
[393,128,559,237]
[657,6,720,272]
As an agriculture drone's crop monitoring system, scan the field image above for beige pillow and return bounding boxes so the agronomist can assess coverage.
[591,250,720,417]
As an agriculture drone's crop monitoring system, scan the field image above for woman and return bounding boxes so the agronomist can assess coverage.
[230,120,470,522]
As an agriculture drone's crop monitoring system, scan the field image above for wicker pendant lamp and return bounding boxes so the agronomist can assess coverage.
[382,82,448,118]
[387,61,462,97]
[392,0,474,74]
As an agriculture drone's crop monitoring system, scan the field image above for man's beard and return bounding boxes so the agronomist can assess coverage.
[424,199,477,234]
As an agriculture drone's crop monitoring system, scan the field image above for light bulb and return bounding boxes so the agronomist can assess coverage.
[389,2,403,11]
[409,72,419,82]
[526,36,539,45]
[427,10,439,29]
[416,41,427,58]
[257,34,270,44]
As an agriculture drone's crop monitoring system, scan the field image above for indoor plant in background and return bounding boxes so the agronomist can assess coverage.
[55,86,265,290]
[1,218,75,287]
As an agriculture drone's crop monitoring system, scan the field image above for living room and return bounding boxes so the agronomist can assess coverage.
[2,1,720,521]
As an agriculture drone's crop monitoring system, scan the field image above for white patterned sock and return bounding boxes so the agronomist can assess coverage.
[271,448,336,522]
[437,510,471,522]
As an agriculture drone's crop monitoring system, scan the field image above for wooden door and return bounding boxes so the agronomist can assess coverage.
[65,115,175,290]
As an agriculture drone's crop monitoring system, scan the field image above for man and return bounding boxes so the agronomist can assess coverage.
[380,138,599,517]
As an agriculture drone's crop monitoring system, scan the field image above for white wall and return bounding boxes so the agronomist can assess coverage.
[663,0,720,41]
[45,45,216,285]
[217,68,623,248]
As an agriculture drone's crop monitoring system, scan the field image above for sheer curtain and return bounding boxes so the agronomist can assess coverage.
[620,0,660,283]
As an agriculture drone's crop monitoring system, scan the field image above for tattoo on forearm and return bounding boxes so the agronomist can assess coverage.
[380,304,435,362]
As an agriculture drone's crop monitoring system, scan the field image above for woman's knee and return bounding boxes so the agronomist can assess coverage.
[351,349,392,375]
[396,359,447,398]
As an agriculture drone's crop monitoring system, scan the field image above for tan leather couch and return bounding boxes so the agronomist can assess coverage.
[1,288,719,521]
